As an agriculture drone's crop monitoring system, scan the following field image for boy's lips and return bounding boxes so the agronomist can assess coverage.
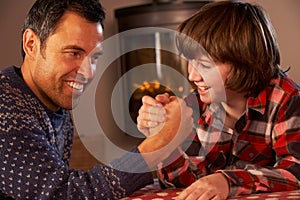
[198,86,210,91]
[194,82,210,92]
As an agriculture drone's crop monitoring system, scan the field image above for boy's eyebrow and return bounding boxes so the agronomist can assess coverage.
[190,57,213,63]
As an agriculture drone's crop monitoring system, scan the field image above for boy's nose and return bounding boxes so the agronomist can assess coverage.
[188,62,203,82]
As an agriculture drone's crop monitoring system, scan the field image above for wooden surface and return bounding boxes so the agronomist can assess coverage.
[69,131,102,171]
[122,179,300,200]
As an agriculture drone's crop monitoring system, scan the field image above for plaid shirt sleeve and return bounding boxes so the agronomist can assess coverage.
[157,91,211,188]
[218,78,300,196]
[157,77,300,197]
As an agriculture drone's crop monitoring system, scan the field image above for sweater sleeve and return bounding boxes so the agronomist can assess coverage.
[0,129,153,200]
[0,66,154,199]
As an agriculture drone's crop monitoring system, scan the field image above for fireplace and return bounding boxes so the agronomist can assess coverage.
[114,1,210,133]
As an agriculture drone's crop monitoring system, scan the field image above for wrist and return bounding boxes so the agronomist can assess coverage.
[216,172,230,198]
[137,135,172,169]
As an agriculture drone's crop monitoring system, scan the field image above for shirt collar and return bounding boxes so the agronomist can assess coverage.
[198,103,226,129]
[198,89,267,126]
[247,89,267,115]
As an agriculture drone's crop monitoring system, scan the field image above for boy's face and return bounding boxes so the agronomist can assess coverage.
[26,11,103,111]
[188,56,230,104]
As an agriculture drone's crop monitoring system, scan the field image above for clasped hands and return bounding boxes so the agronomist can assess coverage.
[137,93,179,137]
[137,93,193,163]
[137,93,229,200]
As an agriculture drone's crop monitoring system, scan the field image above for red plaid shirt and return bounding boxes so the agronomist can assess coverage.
[157,74,300,197]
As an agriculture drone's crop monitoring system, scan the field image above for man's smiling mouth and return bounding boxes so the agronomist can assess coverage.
[67,81,84,91]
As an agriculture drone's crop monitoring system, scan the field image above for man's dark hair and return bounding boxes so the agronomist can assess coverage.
[21,0,105,59]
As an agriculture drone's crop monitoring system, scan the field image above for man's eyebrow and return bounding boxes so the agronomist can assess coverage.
[61,45,104,57]
[62,45,85,52]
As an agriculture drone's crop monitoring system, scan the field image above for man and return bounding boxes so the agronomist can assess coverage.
[0,0,193,199]
[137,1,300,199]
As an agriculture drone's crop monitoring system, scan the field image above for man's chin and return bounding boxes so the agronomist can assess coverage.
[60,97,80,110]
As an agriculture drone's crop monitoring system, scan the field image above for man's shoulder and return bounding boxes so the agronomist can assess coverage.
[0,66,37,113]
[0,66,22,88]
[0,65,18,76]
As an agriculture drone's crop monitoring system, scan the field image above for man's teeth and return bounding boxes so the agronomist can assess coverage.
[67,82,83,90]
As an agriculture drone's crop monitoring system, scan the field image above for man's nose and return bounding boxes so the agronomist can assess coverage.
[78,57,95,80]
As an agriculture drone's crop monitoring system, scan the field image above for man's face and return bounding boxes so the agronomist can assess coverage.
[29,12,103,111]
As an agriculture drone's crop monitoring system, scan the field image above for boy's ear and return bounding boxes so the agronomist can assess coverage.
[22,29,40,60]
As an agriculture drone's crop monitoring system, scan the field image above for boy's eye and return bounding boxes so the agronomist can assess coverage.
[190,59,212,69]
[200,62,211,68]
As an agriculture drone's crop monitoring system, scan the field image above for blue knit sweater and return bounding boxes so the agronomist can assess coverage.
[0,66,153,199]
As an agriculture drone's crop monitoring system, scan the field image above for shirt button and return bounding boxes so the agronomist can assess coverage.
[249,153,254,158]
[238,178,244,183]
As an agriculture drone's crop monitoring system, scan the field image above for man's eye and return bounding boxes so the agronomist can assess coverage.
[70,52,79,57]
[66,51,81,59]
